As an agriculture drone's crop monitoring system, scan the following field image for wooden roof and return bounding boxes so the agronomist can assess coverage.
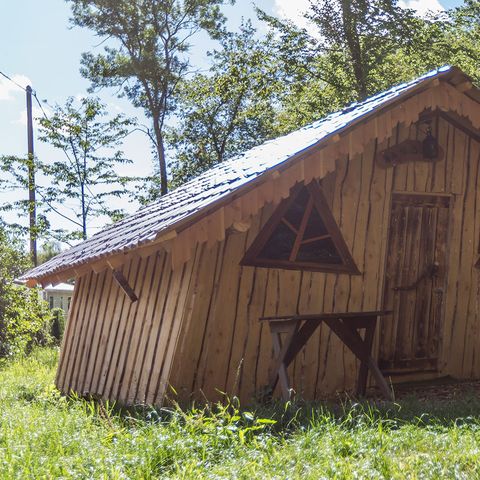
[22,66,478,284]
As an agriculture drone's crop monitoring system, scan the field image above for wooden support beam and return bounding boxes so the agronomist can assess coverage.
[106,253,129,270]
[456,80,473,93]
[112,269,138,302]
[154,229,177,243]
[231,220,251,233]
[91,259,109,274]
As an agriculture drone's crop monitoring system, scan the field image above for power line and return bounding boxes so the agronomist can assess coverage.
[2,66,141,225]
[0,69,27,92]
[32,91,50,121]
[1,67,116,229]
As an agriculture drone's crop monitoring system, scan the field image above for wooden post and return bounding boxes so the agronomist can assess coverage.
[26,86,37,266]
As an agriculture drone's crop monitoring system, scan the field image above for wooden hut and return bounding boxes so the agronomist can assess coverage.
[23,66,480,405]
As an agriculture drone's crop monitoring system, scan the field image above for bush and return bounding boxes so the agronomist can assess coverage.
[49,308,65,343]
[0,283,53,358]
[0,226,53,359]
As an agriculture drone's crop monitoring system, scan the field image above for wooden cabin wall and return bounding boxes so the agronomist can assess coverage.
[56,249,197,406]
[169,115,480,404]
[56,114,480,406]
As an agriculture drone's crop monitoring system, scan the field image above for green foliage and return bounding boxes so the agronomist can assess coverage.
[304,0,421,99]
[37,241,62,264]
[264,0,480,133]
[0,155,52,239]
[68,0,235,195]
[169,0,480,186]
[169,21,281,186]
[49,308,65,343]
[4,348,480,477]
[0,227,52,359]
[38,96,135,241]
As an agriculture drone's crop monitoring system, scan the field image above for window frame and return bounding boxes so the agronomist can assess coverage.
[241,181,360,274]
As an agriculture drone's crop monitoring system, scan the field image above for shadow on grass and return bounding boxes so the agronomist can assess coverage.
[84,381,480,440]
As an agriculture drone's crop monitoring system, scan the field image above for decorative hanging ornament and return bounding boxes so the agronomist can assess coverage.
[422,126,439,160]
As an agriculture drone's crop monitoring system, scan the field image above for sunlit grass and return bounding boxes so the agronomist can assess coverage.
[1,348,480,478]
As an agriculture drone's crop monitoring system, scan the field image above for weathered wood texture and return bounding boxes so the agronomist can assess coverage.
[30,79,480,287]
[169,114,480,404]
[55,250,197,405]
[58,113,480,405]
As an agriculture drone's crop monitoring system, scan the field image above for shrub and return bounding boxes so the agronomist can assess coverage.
[50,308,65,343]
[0,226,53,359]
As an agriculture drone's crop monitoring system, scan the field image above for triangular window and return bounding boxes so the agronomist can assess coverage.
[242,181,360,274]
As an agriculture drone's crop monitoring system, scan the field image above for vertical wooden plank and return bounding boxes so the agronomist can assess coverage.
[155,255,197,404]
[56,275,85,391]
[197,230,249,400]
[189,241,225,399]
[81,270,114,394]
[109,257,149,401]
[224,218,261,397]
[141,253,174,403]
[90,268,122,395]
[117,254,158,402]
[103,257,141,399]
[67,271,99,393]
[132,251,168,403]
[148,262,187,404]
[95,259,133,397]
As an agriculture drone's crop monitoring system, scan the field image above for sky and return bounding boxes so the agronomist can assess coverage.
[0,0,463,243]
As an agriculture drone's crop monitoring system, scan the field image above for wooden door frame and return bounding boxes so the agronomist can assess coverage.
[379,190,453,374]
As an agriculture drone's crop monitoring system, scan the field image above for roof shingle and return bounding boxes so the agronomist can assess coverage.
[23,66,453,281]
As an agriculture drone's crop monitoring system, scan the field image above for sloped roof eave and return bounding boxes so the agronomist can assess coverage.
[22,66,474,283]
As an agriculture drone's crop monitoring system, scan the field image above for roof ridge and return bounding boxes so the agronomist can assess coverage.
[22,65,459,282]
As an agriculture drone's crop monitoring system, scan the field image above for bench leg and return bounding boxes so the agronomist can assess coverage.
[270,331,291,401]
[356,318,376,397]
[325,317,393,401]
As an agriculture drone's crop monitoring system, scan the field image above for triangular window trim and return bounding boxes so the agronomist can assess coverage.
[241,181,360,274]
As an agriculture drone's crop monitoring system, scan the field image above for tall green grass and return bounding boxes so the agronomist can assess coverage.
[1,348,480,478]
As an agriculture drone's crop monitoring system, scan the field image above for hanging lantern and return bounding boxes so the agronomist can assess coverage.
[422,126,439,160]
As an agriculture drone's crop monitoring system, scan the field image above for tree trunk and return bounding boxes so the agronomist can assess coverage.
[153,118,168,196]
[341,0,368,100]
[81,183,87,240]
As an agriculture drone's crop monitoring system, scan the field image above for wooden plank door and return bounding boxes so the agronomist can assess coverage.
[379,193,450,374]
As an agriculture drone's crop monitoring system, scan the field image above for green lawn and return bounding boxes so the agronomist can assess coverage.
[1,349,480,479]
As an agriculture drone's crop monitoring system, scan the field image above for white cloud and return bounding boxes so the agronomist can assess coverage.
[14,105,51,128]
[0,74,31,101]
[273,0,311,31]
[273,0,445,29]
[399,0,444,16]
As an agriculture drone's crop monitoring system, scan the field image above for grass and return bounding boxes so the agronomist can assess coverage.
[2,349,480,478]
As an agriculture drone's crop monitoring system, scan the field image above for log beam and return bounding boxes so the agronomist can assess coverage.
[112,269,138,302]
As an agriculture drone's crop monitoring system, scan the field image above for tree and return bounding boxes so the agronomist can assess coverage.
[303,0,421,100]
[168,21,281,185]
[38,241,63,264]
[38,96,134,241]
[0,155,51,240]
[0,223,52,358]
[257,0,480,133]
[68,0,233,196]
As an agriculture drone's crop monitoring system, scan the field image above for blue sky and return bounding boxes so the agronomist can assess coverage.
[0,0,463,240]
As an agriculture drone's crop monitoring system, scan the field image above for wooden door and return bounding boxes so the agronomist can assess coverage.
[379,193,450,374]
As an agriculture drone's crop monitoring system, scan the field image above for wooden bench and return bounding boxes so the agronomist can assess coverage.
[260,311,393,401]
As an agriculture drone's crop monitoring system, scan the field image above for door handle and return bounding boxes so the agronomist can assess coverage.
[393,261,439,291]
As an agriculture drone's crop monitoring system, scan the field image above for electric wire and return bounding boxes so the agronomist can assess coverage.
[0,67,117,227]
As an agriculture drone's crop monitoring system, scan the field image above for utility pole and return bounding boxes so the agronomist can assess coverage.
[26,85,37,267]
